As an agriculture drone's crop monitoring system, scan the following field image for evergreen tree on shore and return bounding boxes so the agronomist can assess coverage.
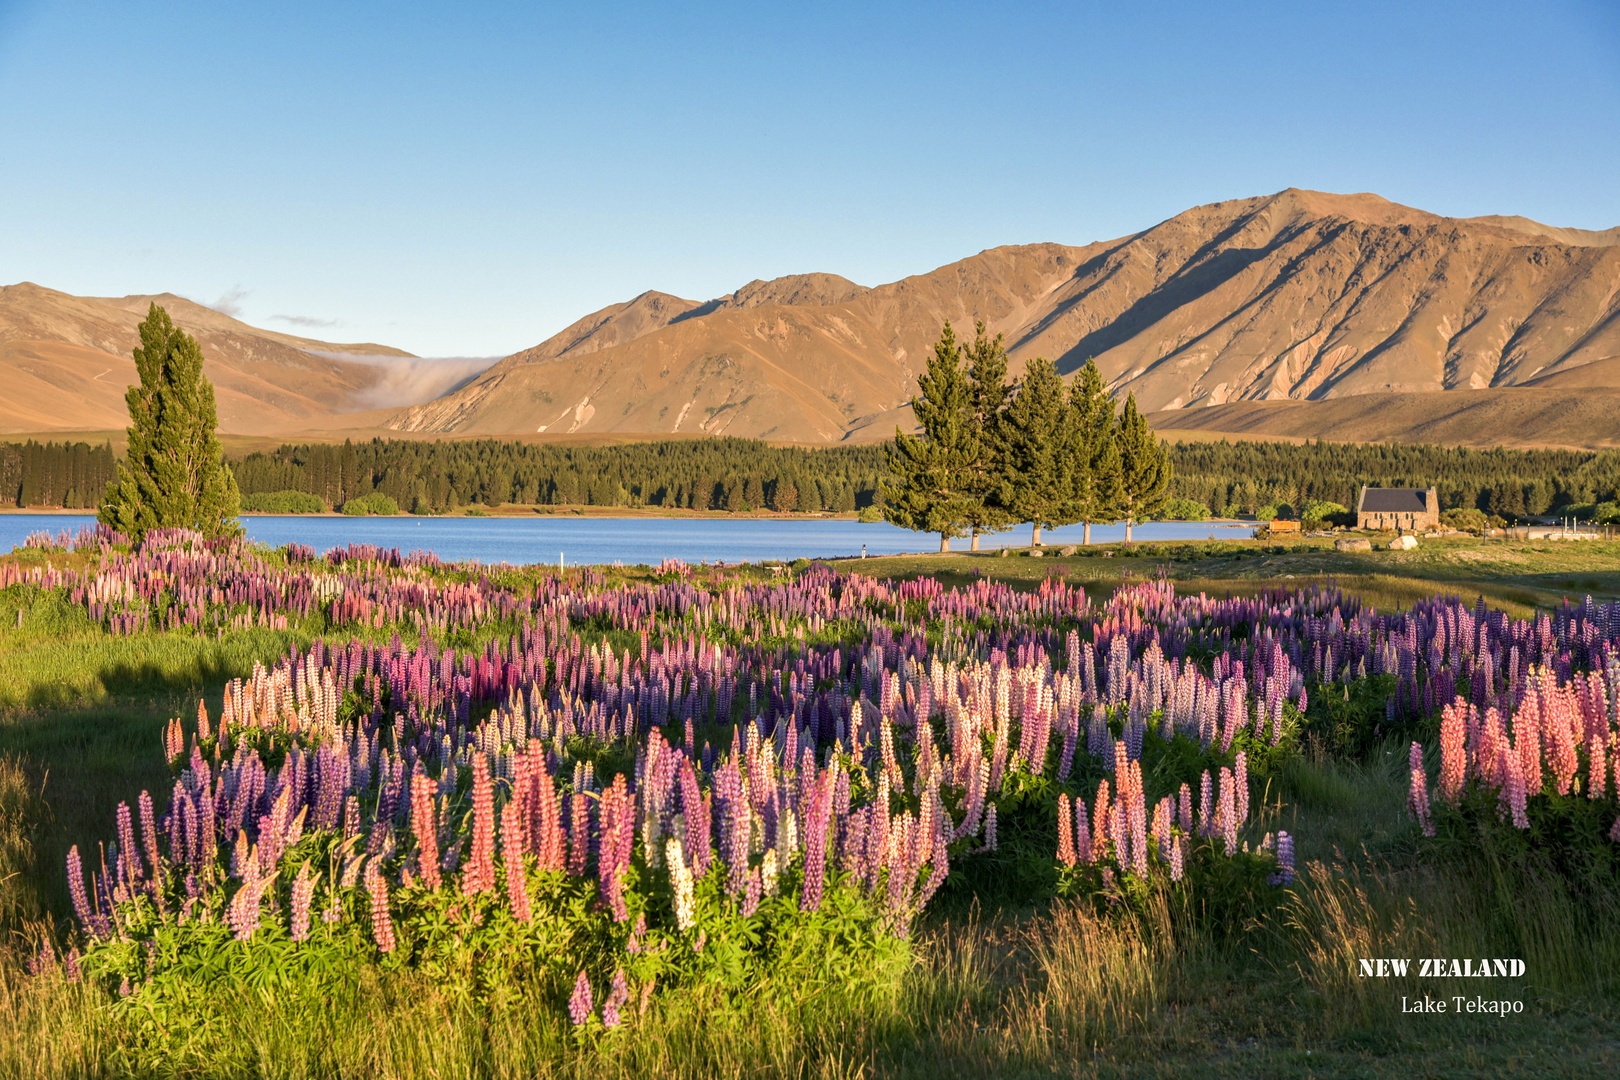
[1070,360,1120,544]
[99,304,240,540]
[999,357,1077,548]
[1115,392,1170,542]
[884,322,981,551]
[962,321,1014,549]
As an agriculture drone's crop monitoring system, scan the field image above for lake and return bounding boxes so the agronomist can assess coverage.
[1,514,1255,565]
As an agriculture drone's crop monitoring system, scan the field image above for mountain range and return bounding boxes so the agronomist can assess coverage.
[6,189,1619,447]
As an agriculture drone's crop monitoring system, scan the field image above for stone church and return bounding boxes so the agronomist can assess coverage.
[1356,486,1440,531]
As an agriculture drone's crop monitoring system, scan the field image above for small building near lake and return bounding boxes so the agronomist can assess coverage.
[1356,486,1439,532]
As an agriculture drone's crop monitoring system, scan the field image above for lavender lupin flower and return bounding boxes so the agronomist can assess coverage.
[569,969,594,1026]
[602,968,629,1029]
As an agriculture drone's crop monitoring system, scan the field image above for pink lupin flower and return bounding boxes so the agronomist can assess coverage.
[1407,741,1434,837]
[290,862,315,942]
[1072,795,1092,864]
[461,754,496,895]
[1091,779,1111,856]
[1439,701,1468,803]
[1056,794,1076,867]
[366,862,396,953]
[503,807,533,923]
[410,771,441,892]
[1217,767,1237,856]
[1233,750,1249,825]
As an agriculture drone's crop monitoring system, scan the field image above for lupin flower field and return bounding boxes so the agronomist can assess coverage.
[4,525,1620,1076]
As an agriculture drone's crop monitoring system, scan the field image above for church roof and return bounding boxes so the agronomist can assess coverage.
[1358,487,1432,513]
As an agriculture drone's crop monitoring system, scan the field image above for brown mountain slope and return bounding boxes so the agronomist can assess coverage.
[0,283,416,435]
[388,189,1620,444]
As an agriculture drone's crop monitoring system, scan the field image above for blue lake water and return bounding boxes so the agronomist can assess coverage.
[1,514,1255,566]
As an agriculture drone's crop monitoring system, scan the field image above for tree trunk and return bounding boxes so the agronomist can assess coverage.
[940,533,950,553]
[1083,521,1091,545]
[1125,517,1133,543]
[971,528,980,551]
[1032,522,1042,548]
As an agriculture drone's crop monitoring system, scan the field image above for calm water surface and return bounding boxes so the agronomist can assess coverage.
[1,514,1253,565]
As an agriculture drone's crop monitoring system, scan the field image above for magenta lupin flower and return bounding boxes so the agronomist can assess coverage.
[569,969,594,1026]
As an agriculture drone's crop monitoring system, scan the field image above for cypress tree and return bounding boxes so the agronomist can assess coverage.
[962,321,1015,549]
[99,304,241,540]
[999,357,1076,548]
[884,322,981,551]
[1115,392,1171,542]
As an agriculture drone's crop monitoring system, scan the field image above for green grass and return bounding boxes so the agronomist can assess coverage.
[1,548,1618,1077]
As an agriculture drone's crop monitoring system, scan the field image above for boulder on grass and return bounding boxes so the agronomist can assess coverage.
[1334,538,1372,552]
[1387,535,1419,551]
[1059,545,1078,556]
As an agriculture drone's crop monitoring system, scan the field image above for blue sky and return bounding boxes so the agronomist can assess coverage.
[1,1,1616,357]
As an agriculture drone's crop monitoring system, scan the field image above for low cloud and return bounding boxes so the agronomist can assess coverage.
[272,313,341,329]
[210,286,248,318]
[306,351,503,410]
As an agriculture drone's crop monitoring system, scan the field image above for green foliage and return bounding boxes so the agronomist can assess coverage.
[1300,499,1348,529]
[1162,498,1210,521]
[241,489,327,513]
[232,437,887,515]
[884,322,983,547]
[98,304,241,540]
[342,492,400,516]
[0,440,117,509]
[1171,438,1620,520]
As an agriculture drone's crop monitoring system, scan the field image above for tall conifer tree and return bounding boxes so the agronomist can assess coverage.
[1070,359,1121,544]
[963,321,1014,549]
[99,304,241,540]
[884,322,981,551]
[1115,392,1171,542]
[999,357,1077,548]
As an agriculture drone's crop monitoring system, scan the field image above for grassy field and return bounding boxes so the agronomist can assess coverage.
[830,534,1620,615]
[0,540,1617,1077]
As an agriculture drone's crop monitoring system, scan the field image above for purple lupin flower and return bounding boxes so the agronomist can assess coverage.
[66,846,103,938]
[138,790,163,902]
[1269,830,1295,886]
[602,968,629,1028]
[569,969,594,1026]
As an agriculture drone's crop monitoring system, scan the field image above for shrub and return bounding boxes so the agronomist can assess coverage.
[1441,507,1490,534]
[241,490,327,514]
[341,493,400,516]
[1162,498,1210,521]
